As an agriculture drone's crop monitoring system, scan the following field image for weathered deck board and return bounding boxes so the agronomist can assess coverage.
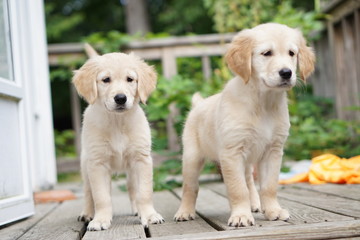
[205,182,354,224]
[0,203,58,240]
[173,187,288,230]
[149,190,216,238]
[150,220,360,240]
[278,186,360,218]
[2,182,360,239]
[82,215,145,240]
[82,190,146,240]
[18,199,85,240]
[289,183,360,201]
[279,198,353,224]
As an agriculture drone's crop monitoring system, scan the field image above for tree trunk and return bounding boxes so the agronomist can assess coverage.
[124,0,151,35]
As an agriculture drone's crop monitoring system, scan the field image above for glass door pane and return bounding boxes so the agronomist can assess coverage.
[0,99,23,200]
[0,0,13,80]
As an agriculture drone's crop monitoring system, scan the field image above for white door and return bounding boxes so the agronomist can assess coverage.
[0,0,34,225]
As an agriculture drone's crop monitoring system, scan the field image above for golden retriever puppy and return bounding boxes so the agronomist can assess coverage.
[174,23,315,227]
[73,44,164,231]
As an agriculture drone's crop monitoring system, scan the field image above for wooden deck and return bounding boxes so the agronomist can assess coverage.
[1,181,360,240]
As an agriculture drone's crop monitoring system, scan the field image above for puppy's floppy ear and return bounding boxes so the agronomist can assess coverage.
[225,29,254,83]
[72,59,99,104]
[297,32,315,81]
[135,57,157,104]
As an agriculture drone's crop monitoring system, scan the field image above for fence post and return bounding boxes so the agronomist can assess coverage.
[70,83,82,159]
[202,55,212,81]
[162,47,181,152]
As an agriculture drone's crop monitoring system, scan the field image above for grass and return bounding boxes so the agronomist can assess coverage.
[57,172,81,183]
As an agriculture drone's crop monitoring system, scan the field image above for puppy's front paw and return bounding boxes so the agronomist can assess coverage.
[141,212,164,227]
[264,208,290,221]
[174,209,195,222]
[228,212,255,227]
[87,218,112,231]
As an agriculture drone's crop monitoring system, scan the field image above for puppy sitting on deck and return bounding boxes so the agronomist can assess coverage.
[73,44,164,231]
[174,23,315,227]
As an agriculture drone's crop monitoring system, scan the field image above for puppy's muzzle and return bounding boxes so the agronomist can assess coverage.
[114,94,127,107]
[278,68,293,87]
[114,93,127,111]
[279,68,292,81]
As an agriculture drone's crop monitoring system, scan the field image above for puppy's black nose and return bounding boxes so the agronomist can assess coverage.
[279,68,292,80]
[114,94,127,105]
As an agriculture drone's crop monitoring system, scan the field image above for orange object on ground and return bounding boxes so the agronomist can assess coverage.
[280,154,360,184]
[34,189,76,203]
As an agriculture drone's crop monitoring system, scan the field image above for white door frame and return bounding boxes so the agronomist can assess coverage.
[20,0,57,191]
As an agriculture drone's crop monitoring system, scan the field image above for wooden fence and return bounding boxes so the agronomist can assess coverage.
[312,0,360,120]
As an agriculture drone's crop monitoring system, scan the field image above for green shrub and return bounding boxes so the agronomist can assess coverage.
[146,60,229,151]
[54,129,76,157]
[285,94,360,160]
[204,0,326,41]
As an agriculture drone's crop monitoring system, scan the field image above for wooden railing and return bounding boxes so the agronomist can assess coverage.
[48,33,236,77]
[48,33,237,156]
[314,0,360,121]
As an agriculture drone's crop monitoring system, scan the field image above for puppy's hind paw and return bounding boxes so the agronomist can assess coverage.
[251,204,261,213]
[265,208,290,221]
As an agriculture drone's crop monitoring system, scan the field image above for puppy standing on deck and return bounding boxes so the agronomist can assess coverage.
[73,44,164,231]
[174,23,315,227]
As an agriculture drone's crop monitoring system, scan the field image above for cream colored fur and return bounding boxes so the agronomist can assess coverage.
[73,45,164,231]
[174,23,315,227]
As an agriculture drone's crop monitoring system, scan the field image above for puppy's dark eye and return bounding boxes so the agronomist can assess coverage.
[262,50,272,57]
[127,76,134,82]
[289,50,295,57]
[102,77,111,83]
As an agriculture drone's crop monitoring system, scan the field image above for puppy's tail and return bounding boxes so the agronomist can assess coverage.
[191,92,204,108]
[84,43,99,58]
